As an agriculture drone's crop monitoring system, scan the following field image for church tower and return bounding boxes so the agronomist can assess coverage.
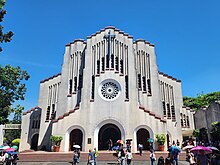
[20,26,195,152]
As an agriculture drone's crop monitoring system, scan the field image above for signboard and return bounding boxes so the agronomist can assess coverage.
[4,124,21,130]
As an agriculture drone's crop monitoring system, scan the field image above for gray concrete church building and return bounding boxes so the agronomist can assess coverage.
[20,26,195,152]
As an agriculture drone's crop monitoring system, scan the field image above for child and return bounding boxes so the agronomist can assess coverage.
[150,150,156,165]
[126,150,132,165]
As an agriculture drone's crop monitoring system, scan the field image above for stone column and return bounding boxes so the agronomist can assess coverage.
[0,125,5,145]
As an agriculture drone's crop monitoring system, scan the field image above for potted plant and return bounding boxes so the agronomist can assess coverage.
[50,135,63,152]
[156,134,166,151]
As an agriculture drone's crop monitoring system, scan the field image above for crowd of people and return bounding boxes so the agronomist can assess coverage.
[71,139,220,165]
[0,151,18,165]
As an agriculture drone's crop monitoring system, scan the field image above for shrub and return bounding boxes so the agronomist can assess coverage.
[50,135,63,146]
[156,134,166,145]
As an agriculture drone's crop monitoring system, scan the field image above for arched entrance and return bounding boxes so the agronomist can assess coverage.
[136,128,150,150]
[98,124,121,150]
[69,129,83,151]
[30,134,39,151]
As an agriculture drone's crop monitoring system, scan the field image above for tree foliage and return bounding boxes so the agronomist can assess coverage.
[193,128,208,144]
[210,121,220,142]
[0,65,30,124]
[0,0,13,52]
[183,92,220,110]
[0,0,13,51]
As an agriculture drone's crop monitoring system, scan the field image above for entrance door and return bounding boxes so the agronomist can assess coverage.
[30,134,39,151]
[69,129,83,151]
[137,128,150,150]
[98,124,121,150]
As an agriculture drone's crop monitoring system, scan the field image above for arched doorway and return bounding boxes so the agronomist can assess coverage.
[136,128,150,150]
[30,134,39,151]
[69,129,83,151]
[98,124,121,150]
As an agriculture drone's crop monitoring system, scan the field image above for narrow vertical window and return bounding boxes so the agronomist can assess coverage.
[120,59,123,74]
[91,75,95,100]
[101,57,105,71]
[147,79,151,94]
[138,74,141,89]
[125,75,129,99]
[111,54,114,68]
[51,104,55,119]
[32,120,35,129]
[97,60,100,74]
[115,56,119,71]
[180,113,183,127]
[69,79,72,94]
[46,106,50,121]
[187,116,190,127]
[162,101,166,117]
[74,76,77,92]
[142,76,146,92]
[167,103,171,118]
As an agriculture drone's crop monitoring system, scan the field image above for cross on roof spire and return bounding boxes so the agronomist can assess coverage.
[104,30,115,62]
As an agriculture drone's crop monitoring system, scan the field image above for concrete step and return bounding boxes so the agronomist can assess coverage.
[18,151,187,162]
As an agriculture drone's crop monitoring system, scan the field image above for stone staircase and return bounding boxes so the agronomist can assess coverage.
[18,151,187,162]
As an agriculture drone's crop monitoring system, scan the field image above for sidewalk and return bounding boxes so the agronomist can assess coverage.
[18,160,189,165]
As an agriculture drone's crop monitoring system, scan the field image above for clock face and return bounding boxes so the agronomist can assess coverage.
[99,79,121,101]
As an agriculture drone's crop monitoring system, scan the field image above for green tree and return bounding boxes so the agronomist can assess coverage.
[0,0,13,52]
[183,92,220,110]
[12,104,24,124]
[3,105,23,143]
[0,65,30,124]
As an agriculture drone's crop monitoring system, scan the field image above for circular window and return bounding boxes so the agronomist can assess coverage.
[99,79,121,101]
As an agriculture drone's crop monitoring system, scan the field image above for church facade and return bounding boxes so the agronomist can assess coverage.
[20,26,195,152]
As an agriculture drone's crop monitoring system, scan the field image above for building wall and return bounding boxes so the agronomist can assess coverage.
[194,101,220,138]
[20,26,194,152]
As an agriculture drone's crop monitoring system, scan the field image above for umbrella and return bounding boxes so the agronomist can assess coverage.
[7,151,17,155]
[182,145,194,150]
[171,146,181,153]
[12,145,18,150]
[2,146,10,150]
[117,140,124,144]
[147,138,154,143]
[5,148,16,152]
[73,145,81,149]
[208,146,219,152]
[190,146,212,154]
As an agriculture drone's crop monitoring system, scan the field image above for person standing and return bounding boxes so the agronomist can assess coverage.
[88,149,94,165]
[150,150,156,165]
[126,150,132,165]
[93,147,98,165]
[196,150,208,165]
[120,149,125,165]
[72,149,80,165]
[138,143,143,156]
[0,152,5,165]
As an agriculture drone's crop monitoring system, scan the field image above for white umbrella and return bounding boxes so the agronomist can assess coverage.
[2,146,10,150]
[73,145,81,149]
[208,146,219,151]
[182,145,194,150]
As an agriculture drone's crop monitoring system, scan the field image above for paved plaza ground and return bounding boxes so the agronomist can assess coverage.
[18,160,189,165]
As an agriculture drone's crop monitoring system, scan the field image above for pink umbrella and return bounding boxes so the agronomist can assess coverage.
[4,147,16,152]
[190,146,212,154]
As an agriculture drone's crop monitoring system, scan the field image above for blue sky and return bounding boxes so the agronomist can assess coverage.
[1,0,220,111]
